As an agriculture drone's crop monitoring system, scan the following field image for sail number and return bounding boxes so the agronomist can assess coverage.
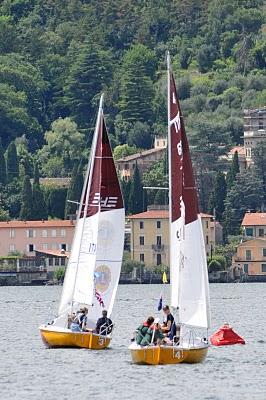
[88,243,97,254]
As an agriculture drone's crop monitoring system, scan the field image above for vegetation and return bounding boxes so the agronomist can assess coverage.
[0,1,264,236]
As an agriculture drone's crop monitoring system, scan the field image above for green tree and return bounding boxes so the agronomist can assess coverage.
[46,186,68,219]
[65,161,84,219]
[32,163,48,220]
[64,39,112,135]
[128,164,144,214]
[37,117,84,176]
[0,139,7,185]
[6,142,19,182]
[208,171,227,221]
[113,144,138,160]
[253,141,266,208]
[20,175,33,220]
[226,151,240,191]
[223,169,263,236]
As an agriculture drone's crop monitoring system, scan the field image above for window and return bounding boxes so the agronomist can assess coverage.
[259,229,264,237]
[27,229,36,238]
[140,254,144,262]
[139,221,144,229]
[157,254,162,266]
[262,264,266,273]
[28,244,34,252]
[61,229,66,237]
[61,244,66,251]
[51,229,57,237]
[48,258,53,267]
[263,248,266,257]
[206,221,209,229]
[157,140,159,146]
[139,236,144,245]
[243,264,249,273]
[157,221,161,229]
[42,230,48,237]
[61,258,66,266]
[52,243,57,250]
[9,244,15,252]
[246,250,251,261]
[156,236,161,246]
[9,229,15,238]
[43,244,48,250]
[245,228,253,236]
[206,235,209,245]
[55,258,60,266]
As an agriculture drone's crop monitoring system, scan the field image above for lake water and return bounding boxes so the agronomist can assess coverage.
[0,284,265,400]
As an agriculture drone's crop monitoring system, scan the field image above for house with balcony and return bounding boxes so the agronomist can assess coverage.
[243,107,266,167]
[128,206,216,267]
[232,238,266,279]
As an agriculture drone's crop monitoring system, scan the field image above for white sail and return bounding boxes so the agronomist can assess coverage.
[58,94,125,325]
[167,54,211,329]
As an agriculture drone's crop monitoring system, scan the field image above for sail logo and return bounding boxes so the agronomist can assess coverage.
[170,111,181,133]
[92,192,118,208]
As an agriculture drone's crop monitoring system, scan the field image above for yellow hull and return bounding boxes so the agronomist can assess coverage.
[129,345,208,365]
[40,326,111,350]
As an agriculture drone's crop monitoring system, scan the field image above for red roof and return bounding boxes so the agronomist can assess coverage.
[128,210,213,219]
[242,213,266,226]
[228,146,245,156]
[0,220,75,228]
[35,249,70,258]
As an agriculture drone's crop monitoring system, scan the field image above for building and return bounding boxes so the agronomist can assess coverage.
[128,207,216,267]
[232,238,266,276]
[0,220,75,257]
[241,212,266,238]
[243,107,266,167]
[35,249,69,278]
[116,136,167,181]
[224,107,266,171]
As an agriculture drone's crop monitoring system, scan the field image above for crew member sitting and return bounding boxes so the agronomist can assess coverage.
[70,307,88,332]
[95,310,113,335]
[140,318,164,346]
[161,305,175,335]
[135,316,154,345]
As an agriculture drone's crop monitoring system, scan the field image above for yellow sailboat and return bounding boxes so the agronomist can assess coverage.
[40,95,125,349]
[129,53,211,364]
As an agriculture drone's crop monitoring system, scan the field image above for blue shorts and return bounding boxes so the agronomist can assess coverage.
[70,322,82,332]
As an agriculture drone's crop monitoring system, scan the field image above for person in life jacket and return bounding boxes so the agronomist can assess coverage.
[135,316,154,345]
[95,310,113,335]
[70,307,88,332]
[140,318,164,346]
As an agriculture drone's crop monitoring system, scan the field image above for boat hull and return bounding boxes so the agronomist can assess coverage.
[129,344,208,365]
[40,326,111,350]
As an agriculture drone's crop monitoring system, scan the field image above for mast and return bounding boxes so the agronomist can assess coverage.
[167,51,172,290]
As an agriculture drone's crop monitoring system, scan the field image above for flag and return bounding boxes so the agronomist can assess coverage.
[162,271,168,284]
[95,289,105,307]
[157,294,163,311]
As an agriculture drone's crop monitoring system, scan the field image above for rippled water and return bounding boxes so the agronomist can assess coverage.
[0,284,265,400]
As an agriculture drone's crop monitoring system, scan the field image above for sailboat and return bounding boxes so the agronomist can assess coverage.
[40,95,125,349]
[129,54,211,364]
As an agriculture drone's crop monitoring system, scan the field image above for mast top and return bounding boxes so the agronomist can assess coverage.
[99,93,104,110]
[166,51,171,72]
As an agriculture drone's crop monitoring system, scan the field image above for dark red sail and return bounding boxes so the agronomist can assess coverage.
[80,111,123,218]
[169,72,199,225]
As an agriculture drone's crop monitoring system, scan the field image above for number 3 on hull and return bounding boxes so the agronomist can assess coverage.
[129,53,211,365]
[40,95,125,350]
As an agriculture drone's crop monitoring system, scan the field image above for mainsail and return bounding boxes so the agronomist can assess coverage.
[58,95,125,323]
[167,54,210,329]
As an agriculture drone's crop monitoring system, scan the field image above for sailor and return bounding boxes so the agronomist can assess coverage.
[135,316,154,345]
[70,307,88,332]
[95,310,113,335]
[140,318,164,346]
[161,305,175,335]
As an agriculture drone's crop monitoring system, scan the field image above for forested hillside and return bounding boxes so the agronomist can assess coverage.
[0,0,265,227]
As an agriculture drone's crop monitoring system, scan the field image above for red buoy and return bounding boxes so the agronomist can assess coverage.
[210,323,245,346]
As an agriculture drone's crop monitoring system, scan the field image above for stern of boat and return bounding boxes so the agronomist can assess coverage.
[39,325,111,350]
